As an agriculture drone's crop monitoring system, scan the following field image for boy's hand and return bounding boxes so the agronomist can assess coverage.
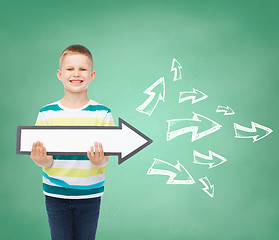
[30,141,53,168]
[87,142,109,167]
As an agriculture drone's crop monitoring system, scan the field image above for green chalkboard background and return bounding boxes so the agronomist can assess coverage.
[1,0,278,239]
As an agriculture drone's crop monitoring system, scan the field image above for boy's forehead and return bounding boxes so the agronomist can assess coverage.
[61,53,92,65]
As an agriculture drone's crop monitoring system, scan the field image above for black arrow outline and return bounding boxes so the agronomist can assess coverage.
[16,118,153,165]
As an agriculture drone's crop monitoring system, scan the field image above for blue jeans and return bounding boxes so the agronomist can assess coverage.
[45,195,101,240]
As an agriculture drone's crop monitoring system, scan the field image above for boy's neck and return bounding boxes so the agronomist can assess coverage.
[60,91,90,109]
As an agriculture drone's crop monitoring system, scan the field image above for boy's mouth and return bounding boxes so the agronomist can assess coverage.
[70,80,83,85]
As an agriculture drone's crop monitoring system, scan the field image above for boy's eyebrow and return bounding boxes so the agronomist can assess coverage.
[65,65,88,68]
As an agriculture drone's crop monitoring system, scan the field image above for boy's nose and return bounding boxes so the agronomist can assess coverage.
[73,70,80,76]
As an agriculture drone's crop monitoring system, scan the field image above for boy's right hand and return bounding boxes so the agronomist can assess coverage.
[30,141,53,168]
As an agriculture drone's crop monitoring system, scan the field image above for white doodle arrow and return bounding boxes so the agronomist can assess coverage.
[234,122,273,142]
[171,58,182,81]
[179,88,208,104]
[16,118,153,165]
[147,158,195,184]
[166,112,222,142]
[216,106,235,115]
[136,77,165,116]
[193,150,227,169]
[199,177,214,198]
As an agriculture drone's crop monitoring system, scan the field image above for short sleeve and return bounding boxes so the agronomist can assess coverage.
[102,110,115,127]
[35,110,48,126]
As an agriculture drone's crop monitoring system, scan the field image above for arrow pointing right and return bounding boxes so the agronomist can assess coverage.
[234,122,273,142]
[147,158,195,184]
[166,112,222,142]
[17,118,153,165]
[193,150,227,169]
[216,105,235,115]
[179,88,208,104]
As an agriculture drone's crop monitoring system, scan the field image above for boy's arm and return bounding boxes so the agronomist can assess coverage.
[30,141,54,168]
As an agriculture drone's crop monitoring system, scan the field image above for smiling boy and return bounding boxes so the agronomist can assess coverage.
[30,44,114,240]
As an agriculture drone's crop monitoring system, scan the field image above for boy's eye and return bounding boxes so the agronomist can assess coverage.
[66,68,86,71]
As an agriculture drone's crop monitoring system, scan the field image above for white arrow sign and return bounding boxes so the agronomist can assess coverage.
[17,118,153,165]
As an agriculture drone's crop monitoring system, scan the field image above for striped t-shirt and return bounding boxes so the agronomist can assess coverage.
[35,99,115,199]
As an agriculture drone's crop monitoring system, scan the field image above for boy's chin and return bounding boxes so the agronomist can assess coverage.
[65,88,88,94]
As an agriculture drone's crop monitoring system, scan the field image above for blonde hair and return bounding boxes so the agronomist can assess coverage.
[59,44,93,70]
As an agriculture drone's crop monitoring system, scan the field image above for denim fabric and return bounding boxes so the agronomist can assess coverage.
[45,195,101,240]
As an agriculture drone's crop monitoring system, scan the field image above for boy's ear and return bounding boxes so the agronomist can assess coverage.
[90,71,96,82]
[57,69,62,82]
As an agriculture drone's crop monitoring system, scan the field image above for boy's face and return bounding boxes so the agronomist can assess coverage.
[57,54,95,93]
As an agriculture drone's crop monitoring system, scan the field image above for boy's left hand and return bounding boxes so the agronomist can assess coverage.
[87,142,109,167]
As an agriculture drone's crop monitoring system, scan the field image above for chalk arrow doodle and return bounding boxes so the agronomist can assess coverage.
[166,112,222,142]
[16,118,153,165]
[234,122,273,142]
[199,177,214,198]
[147,158,195,184]
[136,77,165,116]
[193,150,227,169]
[216,106,235,115]
[171,58,182,81]
[179,88,208,104]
